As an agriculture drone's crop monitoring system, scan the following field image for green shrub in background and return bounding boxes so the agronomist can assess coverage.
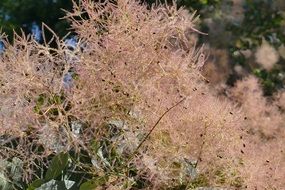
[227,0,285,94]
[179,0,285,95]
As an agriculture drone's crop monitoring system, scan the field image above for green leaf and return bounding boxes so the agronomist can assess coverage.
[27,179,45,190]
[79,176,108,190]
[79,181,97,190]
[199,0,208,5]
[28,180,69,190]
[45,152,69,181]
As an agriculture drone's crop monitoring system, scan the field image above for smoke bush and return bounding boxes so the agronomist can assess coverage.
[0,0,284,189]
[230,76,285,189]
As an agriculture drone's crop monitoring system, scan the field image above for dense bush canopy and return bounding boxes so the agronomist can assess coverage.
[0,0,284,189]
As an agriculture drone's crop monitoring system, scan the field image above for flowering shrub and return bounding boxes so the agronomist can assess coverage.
[230,76,285,189]
[0,0,284,189]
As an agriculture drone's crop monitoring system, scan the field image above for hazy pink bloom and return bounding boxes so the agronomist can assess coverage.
[255,40,279,70]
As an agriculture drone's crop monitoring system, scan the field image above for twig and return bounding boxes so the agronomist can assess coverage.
[127,97,186,162]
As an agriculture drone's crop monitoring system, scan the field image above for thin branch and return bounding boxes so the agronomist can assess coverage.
[127,97,186,162]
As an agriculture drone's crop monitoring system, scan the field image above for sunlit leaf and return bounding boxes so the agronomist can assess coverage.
[79,177,109,190]
[45,152,69,181]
